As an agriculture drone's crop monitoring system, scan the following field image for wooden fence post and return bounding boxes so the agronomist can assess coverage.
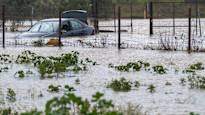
[59,10,62,47]
[188,8,192,53]
[114,4,116,32]
[118,6,121,50]
[149,2,153,35]
[2,5,5,48]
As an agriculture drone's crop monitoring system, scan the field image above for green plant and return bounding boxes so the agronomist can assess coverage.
[187,75,205,89]
[21,109,42,115]
[184,62,204,74]
[189,62,204,70]
[72,65,82,73]
[113,61,150,72]
[6,88,16,102]
[16,70,25,78]
[152,65,167,74]
[134,81,140,88]
[38,59,54,79]
[180,78,186,85]
[0,66,9,73]
[189,112,199,115]
[75,78,80,85]
[0,54,12,64]
[165,81,172,86]
[64,85,76,92]
[107,78,132,92]
[0,108,18,115]
[10,21,17,32]
[45,92,122,115]
[16,50,37,64]
[47,85,61,93]
[147,84,156,93]
[54,62,67,77]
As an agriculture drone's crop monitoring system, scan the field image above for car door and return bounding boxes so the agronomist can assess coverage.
[70,20,85,36]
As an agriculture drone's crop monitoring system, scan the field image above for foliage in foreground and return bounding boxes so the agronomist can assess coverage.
[0,92,144,115]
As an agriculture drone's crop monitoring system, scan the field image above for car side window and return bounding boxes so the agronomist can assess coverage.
[29,23,41,32]
[39,22,53,33]
[62,21,71,32]
[70,20,83,30]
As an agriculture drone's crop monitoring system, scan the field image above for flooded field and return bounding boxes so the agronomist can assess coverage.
[0,19,205,115]
[0,47,205,114]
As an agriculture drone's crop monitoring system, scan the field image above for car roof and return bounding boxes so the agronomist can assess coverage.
[63,10,87,14]
[40,18,76,22]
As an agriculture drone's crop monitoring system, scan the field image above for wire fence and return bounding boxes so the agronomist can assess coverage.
[1,1,205,52]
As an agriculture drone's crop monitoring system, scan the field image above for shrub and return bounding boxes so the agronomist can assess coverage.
[152,65,167,74]
[165,82,172,86]
[147,84,156,93]
[47,85,61,93]
[45,92,122,115]
[189,62,204,70]
[188,75,205,89]
[107,78,132,92]
[184,62,204,74]
[16,70,25,78]
[113,61,150,72]
[75,78,80,85]
[16,50,37,64]
[134,81,140,88]
[64,85,76,92]
[6,88,16,102]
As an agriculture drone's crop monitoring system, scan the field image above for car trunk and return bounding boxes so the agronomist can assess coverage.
[62,10,88,24]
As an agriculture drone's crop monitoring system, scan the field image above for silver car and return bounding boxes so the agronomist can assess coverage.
[17,18,95,39]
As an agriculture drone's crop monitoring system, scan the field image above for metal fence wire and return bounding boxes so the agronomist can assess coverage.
[1,1,205,52]
[151,2,205,36]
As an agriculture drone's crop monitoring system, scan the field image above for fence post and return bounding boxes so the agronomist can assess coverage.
[118,6,121,50]
[172,2,175,36]
[59,10,62,47]
[94,0,99,33]
[195,0,198,35]
[130,2,133,33]
[149,2,153,35]
[113,4,116,32]
[2,5,5,48]
[31,6,34,27]
[188,8,192,53]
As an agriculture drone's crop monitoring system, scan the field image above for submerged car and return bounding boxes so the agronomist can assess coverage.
[17,18,95,39]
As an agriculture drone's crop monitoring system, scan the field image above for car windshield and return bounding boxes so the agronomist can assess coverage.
[29,21,59,33]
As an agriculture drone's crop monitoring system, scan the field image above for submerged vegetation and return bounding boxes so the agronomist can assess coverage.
[0,92,144,115]
[0,50,205,114]
[5,50,97,79]
[107,78,132,92]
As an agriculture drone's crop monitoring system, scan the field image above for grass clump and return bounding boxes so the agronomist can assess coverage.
[187,75,205,89]
[111,61,150,72]
[107,78,132,92]
[152,65,167,74]
[189,112,200,115]
[183,62,204,74]
[0,54,12,64]
[6,88,16,102]
[15,70,25,78]
[189,62,204,70]
[47,85,61,93]
[64,85,76,92]
[147,84,156,93]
